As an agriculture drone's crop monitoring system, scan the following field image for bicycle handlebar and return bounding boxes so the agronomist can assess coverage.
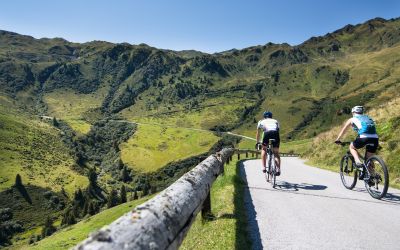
[335,140,351,146]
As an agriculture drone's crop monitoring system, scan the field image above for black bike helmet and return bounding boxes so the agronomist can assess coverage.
[263,111,272,118]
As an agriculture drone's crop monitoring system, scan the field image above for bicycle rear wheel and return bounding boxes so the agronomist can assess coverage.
[270,154,276,188]
[340,154,357,189]
[365,156,389,199]
[266,151,271,182]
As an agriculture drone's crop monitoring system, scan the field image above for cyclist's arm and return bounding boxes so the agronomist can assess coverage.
[256,121,262,143]
[336,118,352,141]
[256,128,261,143]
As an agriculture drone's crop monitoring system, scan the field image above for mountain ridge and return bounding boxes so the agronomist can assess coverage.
[1,16,399,55]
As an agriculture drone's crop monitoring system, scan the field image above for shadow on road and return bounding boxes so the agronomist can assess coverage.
[247,184,400,206]
[351,187,400,204]
[239,161,263,250]
[276,181,327,192]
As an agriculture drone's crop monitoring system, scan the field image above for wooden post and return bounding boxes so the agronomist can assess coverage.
[202,191,211,219]
[252,152,254,157]
[237,153,240,160]
[246,152,248,158]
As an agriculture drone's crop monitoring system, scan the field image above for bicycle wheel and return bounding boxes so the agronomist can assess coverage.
[364,156,389,199]
[340,154,357,189]
[266,150,271,182]
[270,154,276,188]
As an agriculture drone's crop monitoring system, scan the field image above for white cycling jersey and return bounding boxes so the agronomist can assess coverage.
[257,118,280,132]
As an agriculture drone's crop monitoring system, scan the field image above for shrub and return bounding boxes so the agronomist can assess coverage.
[41,217,56,238]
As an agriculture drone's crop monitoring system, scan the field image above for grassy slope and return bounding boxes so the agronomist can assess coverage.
[0,95,87,195]
[43,87,108,134]
[120,85,256,130]
[181,157,251,249]
[22,195,153,250]
[120,124,218,172]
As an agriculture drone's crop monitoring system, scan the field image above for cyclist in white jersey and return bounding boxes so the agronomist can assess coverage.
[256,111,281,175]
[335,106,379,169]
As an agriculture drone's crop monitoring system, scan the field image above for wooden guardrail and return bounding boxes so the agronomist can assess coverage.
[75,148,234,250]
[74,148,299,250]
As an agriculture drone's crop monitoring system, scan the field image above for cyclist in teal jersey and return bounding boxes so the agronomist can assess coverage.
[335,106,379,169]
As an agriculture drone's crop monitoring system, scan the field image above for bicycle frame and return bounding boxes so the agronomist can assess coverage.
[264,139,276,187]
[346,144,374,179]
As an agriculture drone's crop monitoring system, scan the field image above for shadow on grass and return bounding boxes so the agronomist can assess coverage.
[15,184,32,204]
[237,160,262,250]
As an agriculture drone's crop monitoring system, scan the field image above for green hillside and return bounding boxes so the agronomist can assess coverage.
[1,16,400,248]
[0,95,88,194]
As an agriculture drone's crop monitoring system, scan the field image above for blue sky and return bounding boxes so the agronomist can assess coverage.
[1,0,399,53]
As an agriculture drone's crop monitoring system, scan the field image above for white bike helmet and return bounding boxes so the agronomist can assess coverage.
[351,106,364,114]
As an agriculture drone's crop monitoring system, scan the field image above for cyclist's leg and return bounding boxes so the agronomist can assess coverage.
[273,147,280,169]
[261,145,267,171]
[261,132,269,172]
[273,131,281,170]
[365,137,378,159]
[365,138,379,174]
[349,144,361,164]
[350,137,364,165]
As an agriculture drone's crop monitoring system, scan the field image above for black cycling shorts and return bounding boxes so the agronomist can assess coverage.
[262,131,280,148]
[352,137,379,153]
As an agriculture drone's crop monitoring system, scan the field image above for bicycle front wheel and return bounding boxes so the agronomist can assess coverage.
[365,156,389,199]
[340,154,357,189]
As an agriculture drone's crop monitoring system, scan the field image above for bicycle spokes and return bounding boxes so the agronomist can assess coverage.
[364,156,389,199]
[340,155,357,190]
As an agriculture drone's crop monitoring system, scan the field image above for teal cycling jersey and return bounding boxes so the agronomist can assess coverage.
[351,115,377,138]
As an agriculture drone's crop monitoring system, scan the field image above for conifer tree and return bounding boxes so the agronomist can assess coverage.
[107,189,119,208]
[120,185,127,203]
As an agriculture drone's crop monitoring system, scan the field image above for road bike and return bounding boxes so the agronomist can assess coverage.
[336,141,389,199]
[259,139,278,188]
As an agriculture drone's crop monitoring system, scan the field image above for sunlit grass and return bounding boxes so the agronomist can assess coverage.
[120,124,219,172]
[181,158,251,249]
[43,87,107,134]
[0,104,88,195]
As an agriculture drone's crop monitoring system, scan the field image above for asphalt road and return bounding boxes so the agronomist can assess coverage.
[241,157,400,250]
